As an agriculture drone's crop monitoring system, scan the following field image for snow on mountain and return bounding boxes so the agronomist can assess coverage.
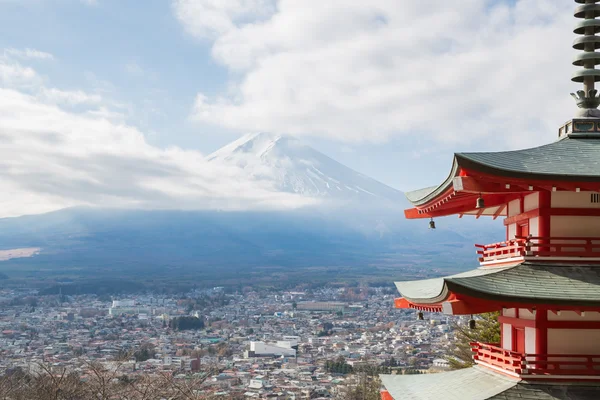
[207,132,404,203]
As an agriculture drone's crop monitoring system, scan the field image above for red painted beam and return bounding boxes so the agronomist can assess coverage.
[504,209,541,226]
[493,204,507,220]
[459,168,600,192]
[398,293,600,317]
[407,168,600,219]
[441,299,500,315]
[498,315,536,329]
[453,176,525,194]
[552,208,600,216]
[394,298,443,312]
[503,207,600,226]
[454,294,600,314]
[475,208,485,219]
[546,320,600,329]
[406,194,518,219]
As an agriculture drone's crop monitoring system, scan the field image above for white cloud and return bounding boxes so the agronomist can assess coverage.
[36,87,103,106]
[175,0,576,147]
[4,48,54,60]
[0,58,315,218]
[173,0,276,39]
[0,48,49,89]
[0,62,40,88]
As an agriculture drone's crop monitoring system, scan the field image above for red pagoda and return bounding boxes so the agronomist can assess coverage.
[380,1,600,399]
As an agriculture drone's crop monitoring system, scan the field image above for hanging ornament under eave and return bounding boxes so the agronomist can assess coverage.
[476,194,485,209]
[417,311,424,320]
[429,218,436,229]
[469,315,476,330]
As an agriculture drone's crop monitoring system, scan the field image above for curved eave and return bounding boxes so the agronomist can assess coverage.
[396,263,600,309]
[404,137,600,213]
[394,278,450,305]
[404,158,460,206]
[394,266,512,305]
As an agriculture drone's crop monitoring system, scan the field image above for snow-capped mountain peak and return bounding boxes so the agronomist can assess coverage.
[207,132,289,162]
[207,132,403,202]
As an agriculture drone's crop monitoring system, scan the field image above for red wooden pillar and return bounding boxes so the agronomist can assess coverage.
[535,308,548,356]
[511,308,519,352]
[538,191,551,237]
[538,191,551,254]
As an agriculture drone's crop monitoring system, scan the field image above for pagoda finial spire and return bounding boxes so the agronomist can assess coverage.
[571,0,600,112]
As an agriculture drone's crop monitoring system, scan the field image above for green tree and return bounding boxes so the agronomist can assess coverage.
[447,312,501,369]
[403,369,421,375]
[339,375,381,400]
[169,316,204,331]
[325,356,353,375]
[134,343,156,362]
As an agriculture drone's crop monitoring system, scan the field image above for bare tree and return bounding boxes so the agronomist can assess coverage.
[0,359,221,400]
[0,368,29,400]
[27,363,87,400]
[160,365,220,400]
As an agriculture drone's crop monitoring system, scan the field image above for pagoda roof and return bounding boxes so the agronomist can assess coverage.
[394,266,511,304]
[380,367,600,400]
[380,366,517,400]
[396,263,600,307]
[406,136,600,207]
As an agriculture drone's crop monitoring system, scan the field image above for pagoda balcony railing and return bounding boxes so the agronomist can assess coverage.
[470,342,600,378]
[476,236,600,265]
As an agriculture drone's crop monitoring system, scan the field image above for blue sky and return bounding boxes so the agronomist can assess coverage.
[0,0,581,216]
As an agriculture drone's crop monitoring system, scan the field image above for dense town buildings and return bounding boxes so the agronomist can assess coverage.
[0,286,456,398]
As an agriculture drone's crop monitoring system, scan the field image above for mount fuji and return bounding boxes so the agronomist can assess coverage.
[0,133,502,290]
[207,132,405,205]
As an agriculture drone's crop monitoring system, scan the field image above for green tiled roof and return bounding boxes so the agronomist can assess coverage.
[380,366,518,400]
[394,267,511,304]
[405,137,600,206]
[396,263,600,306]
[489,383,600,400]
[457,137,600,181]
[381,367,600,399]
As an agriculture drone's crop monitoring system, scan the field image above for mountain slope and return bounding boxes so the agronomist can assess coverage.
[208,132,405,204]
[0,208,493,281]
[0,134,504,288]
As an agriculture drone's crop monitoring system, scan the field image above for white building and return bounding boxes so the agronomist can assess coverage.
[245,341,296,358]
[111,299,135,308]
